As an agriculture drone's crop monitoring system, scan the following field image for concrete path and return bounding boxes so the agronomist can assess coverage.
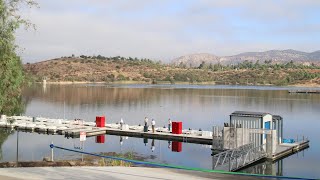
[0,166,261,180]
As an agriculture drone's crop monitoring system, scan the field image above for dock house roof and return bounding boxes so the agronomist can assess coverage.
[231,111,269,118]
[231,111,283,120]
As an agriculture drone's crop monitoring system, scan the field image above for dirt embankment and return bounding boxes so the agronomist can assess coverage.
[0,161,94,168]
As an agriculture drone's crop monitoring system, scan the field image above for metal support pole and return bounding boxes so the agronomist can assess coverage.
[51,141,54,161]
[82,142,84,162]
[16,131,19,167]
[215,155,221,167]
[222,151,228,165]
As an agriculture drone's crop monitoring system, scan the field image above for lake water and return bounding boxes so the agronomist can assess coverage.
[0,84,319,179]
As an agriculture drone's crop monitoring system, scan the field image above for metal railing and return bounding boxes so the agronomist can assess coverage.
[212,143,267,171]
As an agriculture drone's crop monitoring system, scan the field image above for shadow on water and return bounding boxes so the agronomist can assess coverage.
[0,129,12,161]
[239,159,284,176]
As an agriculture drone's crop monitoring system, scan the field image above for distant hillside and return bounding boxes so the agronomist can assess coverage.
[172,53,222,68]
[172,49,320,67]
[24,57,166,82]
[24,56,320,87]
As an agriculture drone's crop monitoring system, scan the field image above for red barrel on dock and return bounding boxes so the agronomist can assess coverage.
[172,141,182,152]
[96,135,105,143]
[172,122,182,134]
[96,116,105,127]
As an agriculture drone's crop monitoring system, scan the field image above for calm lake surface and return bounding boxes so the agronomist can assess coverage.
[0,84,319,179]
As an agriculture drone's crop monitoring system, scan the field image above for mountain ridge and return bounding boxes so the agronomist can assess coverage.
[172,49,320,67]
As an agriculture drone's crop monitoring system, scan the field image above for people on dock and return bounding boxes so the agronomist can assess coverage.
[144,117,148,126]
[168,118,172,132]
[120,118,124,129]
[151,119,155,133]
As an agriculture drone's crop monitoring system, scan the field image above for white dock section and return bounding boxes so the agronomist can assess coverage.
[0,115,218,145]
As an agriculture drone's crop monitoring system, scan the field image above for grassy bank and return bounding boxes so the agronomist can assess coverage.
[0,151,144,168]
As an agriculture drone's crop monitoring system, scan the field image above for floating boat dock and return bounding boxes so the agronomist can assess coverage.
[288,90,320,94]
[272,140,310,161]
[0,114,310,172]
[0,116,215,145]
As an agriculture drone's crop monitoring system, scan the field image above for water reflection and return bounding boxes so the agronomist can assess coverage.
[27,84,320,106]
[151,139,155,152]
[172,141,182,152]
[0,95,26,162]
[143,138,148,146]
[240,160,283,176]
[0,84,317,178]
[96,135,105,144]
[0,129,12,160]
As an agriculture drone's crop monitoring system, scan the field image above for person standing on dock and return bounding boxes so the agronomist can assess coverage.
[151,119,155,133]
[144,117,148,126]
[168,118,172,132]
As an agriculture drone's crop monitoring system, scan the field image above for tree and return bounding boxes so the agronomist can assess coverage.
[0,0,37,115]
[208,63,213,70]
[198,61,205,69]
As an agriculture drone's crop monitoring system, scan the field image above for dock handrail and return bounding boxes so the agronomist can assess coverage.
[212,143,267,171]
[49,143,315,180]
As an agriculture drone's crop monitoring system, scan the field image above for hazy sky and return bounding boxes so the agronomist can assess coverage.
[16,0,320,63]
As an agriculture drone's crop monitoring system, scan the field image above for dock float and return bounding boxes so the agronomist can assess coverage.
[0,116,216,146]
[272,140,310,161]
[69,127,215,145]
[288,90,320,94]
[0,114,310,172]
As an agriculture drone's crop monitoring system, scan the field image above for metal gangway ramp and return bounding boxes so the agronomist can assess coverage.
[212,143,267,171]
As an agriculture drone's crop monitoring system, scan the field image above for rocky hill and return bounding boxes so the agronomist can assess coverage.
[24,57,166,82]
[172,49,320,67]
[24,56,320,87]
[172,53,222,68]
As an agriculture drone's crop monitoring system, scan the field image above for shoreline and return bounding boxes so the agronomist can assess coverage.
[39,81,217,85]
[38,81,320,88]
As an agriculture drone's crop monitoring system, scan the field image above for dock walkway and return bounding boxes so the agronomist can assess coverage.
[0,116,217,146]
[0,115,309,172]
[272,140,309,160]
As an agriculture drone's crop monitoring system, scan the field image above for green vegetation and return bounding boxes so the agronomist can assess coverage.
[25,55,320,86]
[189,60,320,85]
[99,152,135,167]
[0,0,34,161]
[0,0,36,115]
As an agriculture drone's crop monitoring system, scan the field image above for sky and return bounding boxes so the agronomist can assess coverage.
[15,0,320,63]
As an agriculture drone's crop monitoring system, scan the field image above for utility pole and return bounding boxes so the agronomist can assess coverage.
[16,131,19,167]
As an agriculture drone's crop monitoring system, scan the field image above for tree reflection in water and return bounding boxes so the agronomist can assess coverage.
[0,96,26,161]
